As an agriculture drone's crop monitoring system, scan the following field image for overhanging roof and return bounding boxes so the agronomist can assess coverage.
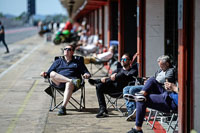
[59,0,108,20]
[59,0,85,17]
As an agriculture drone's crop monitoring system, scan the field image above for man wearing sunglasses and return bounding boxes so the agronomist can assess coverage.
[88,53,138,118]
[40,44,91,115]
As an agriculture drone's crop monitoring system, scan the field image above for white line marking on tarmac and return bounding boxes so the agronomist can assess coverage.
[0,44,41,79]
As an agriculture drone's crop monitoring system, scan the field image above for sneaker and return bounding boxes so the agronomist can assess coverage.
[72,79,81,89]
[58,106,67,115]
[126,109,136,121]
[44,86,53,97]
[135,92,144,96]
[124,93,146,102]
[88,79,101,86]
[123,94,136,102]
[127,128,143,133]
[134,95,146,102]
[96,109,109,118]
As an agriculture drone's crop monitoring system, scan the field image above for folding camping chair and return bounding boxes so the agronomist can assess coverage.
[146,109,178,132]
[90,53,118,77]
[104,61,139,116]
[90,59,111,77]
[166,112,178,132]
[45,55,86,112]
[146,109,161,129]
[105,92,125,116]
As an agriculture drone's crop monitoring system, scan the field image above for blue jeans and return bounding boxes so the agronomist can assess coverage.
[123,85,143,112]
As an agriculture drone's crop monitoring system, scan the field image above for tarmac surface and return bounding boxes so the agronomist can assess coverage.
[0,35,156,133]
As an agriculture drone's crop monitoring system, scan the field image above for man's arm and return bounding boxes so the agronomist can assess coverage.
[165,68,176,83]
[110,73,117,81]
[45,59,60,77]
[79,60,91,78]
[40,60,58,78]
[0,26,4,34]
[0,30,3,34]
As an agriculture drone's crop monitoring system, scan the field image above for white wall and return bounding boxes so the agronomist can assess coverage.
[194,0,200,131]
[145,0,165,76]
[104,5,109,47]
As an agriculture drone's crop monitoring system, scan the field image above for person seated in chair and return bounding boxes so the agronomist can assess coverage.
[84,45,115,64]
[127,79,178,133]
[76,30,99,55]
[88,53,138,118]
[77,30,88,47]
[123,55,176,121]
[40,44,91,115]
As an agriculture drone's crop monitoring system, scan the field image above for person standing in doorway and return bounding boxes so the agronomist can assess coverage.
[0,21,9,54]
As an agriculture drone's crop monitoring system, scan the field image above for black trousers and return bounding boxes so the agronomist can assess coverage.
[0,37,9,52]
[96,81,122,110]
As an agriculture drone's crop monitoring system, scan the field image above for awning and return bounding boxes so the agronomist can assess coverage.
[59,0,108,20]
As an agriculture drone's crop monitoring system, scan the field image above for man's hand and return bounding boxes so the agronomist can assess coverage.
[40,71,47,77]
[110,73,117,81]
[164,82,178,93]
[83,73,91,79]
[143,77,149,85]
[100,77,107,83]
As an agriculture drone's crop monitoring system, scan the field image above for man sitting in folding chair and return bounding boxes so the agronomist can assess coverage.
[40,44,91,115]
[88,53,138,118]
[126,78,178,133]
[123,55,176,121]
[84,45,115,64]
[84,45,115,76]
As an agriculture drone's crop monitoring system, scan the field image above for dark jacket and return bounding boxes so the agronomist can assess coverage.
[106,62,138,90]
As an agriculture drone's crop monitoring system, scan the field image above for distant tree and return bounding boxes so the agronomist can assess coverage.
[42,14,68,23]
[0,12,4,18]
[15,12,27,20]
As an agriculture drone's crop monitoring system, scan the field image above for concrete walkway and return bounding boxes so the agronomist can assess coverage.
[0,35,155,133]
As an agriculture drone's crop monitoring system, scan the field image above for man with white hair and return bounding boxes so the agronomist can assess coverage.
[123,55,176,121]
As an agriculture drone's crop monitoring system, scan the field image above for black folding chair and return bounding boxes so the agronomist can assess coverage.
[46,76,85,112]
[45,56,86,112]
[104,61,139,116]
[105,92,126,116]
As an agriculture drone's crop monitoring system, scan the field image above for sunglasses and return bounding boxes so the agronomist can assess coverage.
[121,58,129,62]
[64,48,72,51]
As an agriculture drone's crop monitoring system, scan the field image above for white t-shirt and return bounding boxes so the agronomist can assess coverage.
[156,70,166,84]
[80,35,87,42]
[87,35,94,44]
[92,35,99,45]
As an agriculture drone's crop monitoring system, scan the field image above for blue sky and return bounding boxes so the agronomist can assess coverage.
[0,0,68,16]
